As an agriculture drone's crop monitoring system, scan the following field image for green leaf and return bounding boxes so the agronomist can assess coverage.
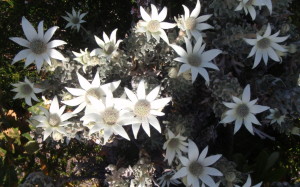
[22,133,33,141]
[0,147,7,160]
[24,141,39,154]
[264,152,280,172]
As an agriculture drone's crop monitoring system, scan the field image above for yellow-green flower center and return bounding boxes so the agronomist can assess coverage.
[187,54,202,67]
[188,161,203,177]
[30,39,47,54]
[102,108,119,125]
[273,110,281,119]
[147,20,160,33]
[104,42,115,55]
[85,88,102,104]
[71,17,80,24]
[168,138,180,149]
[185,17,197,30]
[257,38,271,49]
[236,103,250,118]
[134,100,151,117]
[48,114,61,127]
[20,84,33,95]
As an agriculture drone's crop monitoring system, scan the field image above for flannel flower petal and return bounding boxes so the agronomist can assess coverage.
[163,129,188,165]
[220,84,270,135]
[62,7,87,32]
[10,16,66,72]
[33,96,73,141]
[234,175,262,187]
[172,140,223,187]
[11,77,44,106]
[90,29,122,59]
[62,71,121,114]
[170,37,221,84]
[177,0,213,40]
[114,80,172,138]
[136,4,176,44]
[244,23,289,68]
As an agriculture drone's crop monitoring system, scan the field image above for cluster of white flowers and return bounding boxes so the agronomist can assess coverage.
[9,0,294,186]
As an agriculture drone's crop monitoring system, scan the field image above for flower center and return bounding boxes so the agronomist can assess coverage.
[273,111,281,119]
[185,17,197,30]
[188,161,203,177]
[134,100,151,117]
[187,54,202,67]
[236,103,250,118]
[257,38,271,49]
[102,108,119,125]
[71,17,80,24]
[168,138,180,149]
[104,42,115,55]
[85,88,102,104]
[48,114,61,127]
[147,20,160,33]
[20,84,33,95]
[30,39,47,54]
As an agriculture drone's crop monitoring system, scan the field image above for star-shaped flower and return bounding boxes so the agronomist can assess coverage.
[10,17,66,72]
[235,0,265,20]
[136,4,176,43]
[62,71,120,114]
[11,77,44,106]
[62,8,87,32]
[220,84,270,135]
[266,108,285,125]
[244,23,289,68]
[81,96,136,144]
[172,140,223,187]
[90,29,122,59]
[177,0,213,40]
[163,129,188,165]
[170,37,221,84]
[33,96,73,141]
[114,80,172,138]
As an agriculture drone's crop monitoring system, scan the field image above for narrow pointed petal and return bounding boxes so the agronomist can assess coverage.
[170,44,187,57]
[140,6,151,22]
[244,38,257,46]
[196,23,213,31]
[267,48,280,62]
[62,96,84,106]
[178,64,191,75]
[250,105,269,114]
[22,17,37,41]
[244,118,254,135]
[44,26,59,43]
[113,125,130,140]
[13,49,31,63]
[160,22,176,29]
[9,37,30,47]
[191,0,201,17]
[200,174,217,187]
[76,72,91,90]
[193,37,203,53]
[171,167,188,179]
[147,115,161,132]
[146,86,160,102]
[125,88,138,103]
[203,155,222,166]
[253,50,262,68]
[158,7,167,22]
[242,84,251,102]
[150,97,171,109]
[263,23,272,37]
[50,96,60,113]
[150,4,159,20]
[43,128,53,141]
[234,118,243,134]
[142,119,151,137]
[203,167,223,176]
[188,139,199,161]
[182,5,190,19]
[65,87,85,96]
[48,49,65,61]
[137,80,146,99]
[184,37,193,54]
[201,49,222,62]
[47,40,66,48]
[196,14,212,23]
[248,5,256,20]
[221,115,236,124]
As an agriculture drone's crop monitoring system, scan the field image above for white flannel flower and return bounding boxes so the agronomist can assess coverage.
[62,71,120,114]
[115,80,172,138]
[163,129,188,165]
[235,175,262,187]
[172,140,223,187]
[178,0,213,40]
[10,17,66,72]
[73,48,100,73]
[11,77,44,106]
[136,4,176,43]
[81,96,136,144]
[220,84,270,135]
[244,24,289,68]
[266,108,285,125]
[235,0,265,20]
[157,170,181,187]
[62,8,87,32]
[90,29,122,59]
[33,96,73,141]
[170,37,221,84]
